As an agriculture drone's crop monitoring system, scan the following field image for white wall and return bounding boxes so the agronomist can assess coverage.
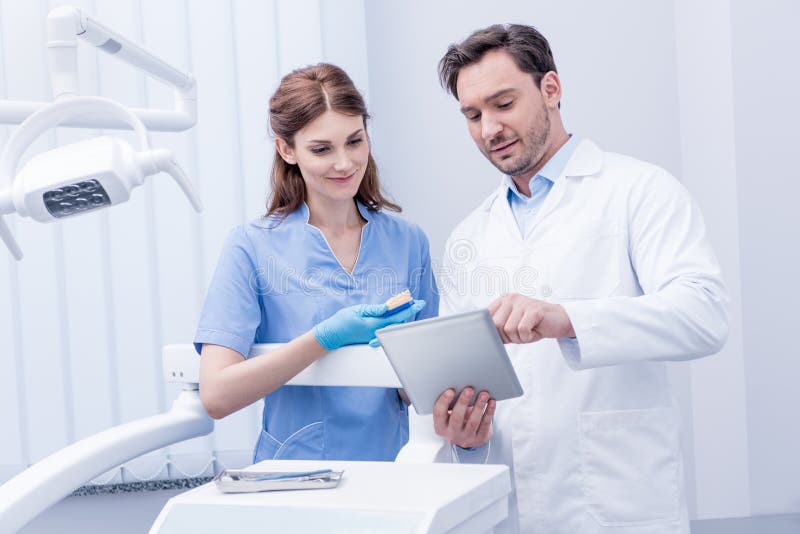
[673,0,750,520]
[729,0,800,516]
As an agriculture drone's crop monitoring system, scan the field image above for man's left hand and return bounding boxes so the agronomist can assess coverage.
[433,387,496,449]
[488,293,575,344]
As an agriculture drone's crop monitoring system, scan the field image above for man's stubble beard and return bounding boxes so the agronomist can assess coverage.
[489,105,551,178]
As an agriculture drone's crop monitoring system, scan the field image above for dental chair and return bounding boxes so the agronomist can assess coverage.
[0,344,511,533]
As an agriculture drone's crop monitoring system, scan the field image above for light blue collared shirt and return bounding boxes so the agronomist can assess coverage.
[504,135,580,237]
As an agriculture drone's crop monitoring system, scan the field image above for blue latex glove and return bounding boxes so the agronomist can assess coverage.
[313,299,426,351]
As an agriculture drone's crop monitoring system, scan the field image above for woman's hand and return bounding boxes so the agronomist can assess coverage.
[312,300,426,350]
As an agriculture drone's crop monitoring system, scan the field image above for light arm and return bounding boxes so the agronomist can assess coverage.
[77,12,194,91]
[0,6,196,132]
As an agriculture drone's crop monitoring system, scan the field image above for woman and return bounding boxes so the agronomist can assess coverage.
[194,63,438,463]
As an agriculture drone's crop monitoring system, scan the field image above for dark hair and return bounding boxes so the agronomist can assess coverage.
[438,24,558,100]
[266,63,400,217]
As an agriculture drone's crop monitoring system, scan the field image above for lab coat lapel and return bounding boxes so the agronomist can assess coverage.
[522,139,604,240]
[488,183,524,244]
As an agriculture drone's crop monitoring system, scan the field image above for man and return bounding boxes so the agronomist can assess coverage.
[430,24,729,533]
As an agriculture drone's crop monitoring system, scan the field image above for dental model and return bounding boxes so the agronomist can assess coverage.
[383,289,414,316]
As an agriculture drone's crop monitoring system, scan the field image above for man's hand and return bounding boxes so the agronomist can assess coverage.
[488,293,575,343]
[433,387,496,449]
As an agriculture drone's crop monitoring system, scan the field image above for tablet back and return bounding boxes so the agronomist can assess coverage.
[375,310,523,415]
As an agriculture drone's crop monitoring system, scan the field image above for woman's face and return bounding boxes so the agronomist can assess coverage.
[277,110,370,205]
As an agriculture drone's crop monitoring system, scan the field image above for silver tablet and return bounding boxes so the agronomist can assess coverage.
[375,310,523,415]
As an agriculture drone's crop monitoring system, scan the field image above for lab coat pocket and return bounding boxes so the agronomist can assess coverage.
[578,407,680,527]
[254,422,325,462]
[541,218,623,300]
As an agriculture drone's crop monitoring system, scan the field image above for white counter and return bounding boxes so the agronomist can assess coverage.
[150,459,511,534]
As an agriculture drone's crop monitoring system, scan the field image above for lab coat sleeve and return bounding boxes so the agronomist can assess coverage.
[411,228,440,321]
[559,168,730,369]
[452,443,491,464]
[194,227,262,358]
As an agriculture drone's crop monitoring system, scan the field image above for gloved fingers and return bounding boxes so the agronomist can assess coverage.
[384,299,426,323]
[360,303,389,317]
[368,337,382,348]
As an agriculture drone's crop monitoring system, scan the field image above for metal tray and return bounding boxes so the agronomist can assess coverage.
[213,468,344,494]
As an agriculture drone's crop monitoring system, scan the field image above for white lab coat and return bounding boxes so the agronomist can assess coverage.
[440,139,729,534]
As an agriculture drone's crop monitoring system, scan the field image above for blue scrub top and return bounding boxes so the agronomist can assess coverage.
[194,201,439,463]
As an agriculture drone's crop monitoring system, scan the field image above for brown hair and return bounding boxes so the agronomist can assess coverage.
[438,24,558,100]
[266,63,400,217]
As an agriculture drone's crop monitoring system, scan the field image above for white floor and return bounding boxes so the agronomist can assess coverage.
[691,514,800,534]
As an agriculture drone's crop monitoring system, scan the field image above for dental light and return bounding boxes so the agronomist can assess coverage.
[0,6,201,260]
[0,96,201,259]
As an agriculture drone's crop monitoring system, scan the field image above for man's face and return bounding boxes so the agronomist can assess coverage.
[456,49,555,180]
